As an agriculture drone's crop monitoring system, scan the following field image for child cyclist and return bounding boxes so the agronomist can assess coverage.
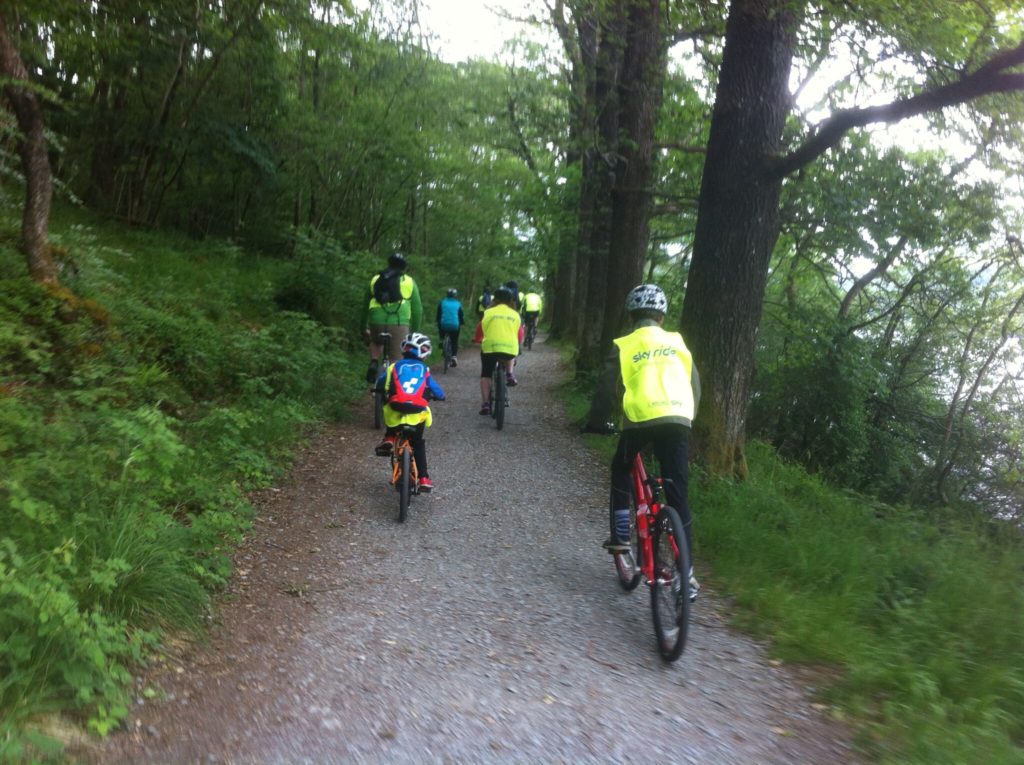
[374,333,445,493]
[583,284,701,600]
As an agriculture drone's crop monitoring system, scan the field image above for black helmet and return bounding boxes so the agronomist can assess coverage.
[388,253,407,271]
[494,286,514,302]
[506,280,518,290]
[446,288,457,297]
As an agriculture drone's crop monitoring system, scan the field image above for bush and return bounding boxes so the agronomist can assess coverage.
[0,203,359,753]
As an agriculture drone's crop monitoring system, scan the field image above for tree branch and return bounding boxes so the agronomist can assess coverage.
[772,39,1024,179]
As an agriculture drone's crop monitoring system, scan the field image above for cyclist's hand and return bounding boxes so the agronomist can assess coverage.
[580,421,617,436]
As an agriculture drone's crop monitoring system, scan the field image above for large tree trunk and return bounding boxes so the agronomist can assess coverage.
[574,3,627,367]
[0,13,58,286]
[679,0,799,478]
[600,0,668,352]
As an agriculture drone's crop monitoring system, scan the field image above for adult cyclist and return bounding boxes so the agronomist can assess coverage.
[479,286,521,414]
[521,289,542,340]
[436,288,464,367]
[476,286,492,318]
[361,253,423,383]
[504,280,521,311]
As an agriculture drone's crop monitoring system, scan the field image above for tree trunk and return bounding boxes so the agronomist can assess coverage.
[600,0,668,353]
[0,13,58,286]
[679,0,799,478]
[574,3,627,367]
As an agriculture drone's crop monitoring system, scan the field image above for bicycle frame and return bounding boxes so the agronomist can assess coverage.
[630,453,680,586]
[390,429,419,489]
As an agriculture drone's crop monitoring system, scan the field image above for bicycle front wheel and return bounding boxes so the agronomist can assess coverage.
[649,505,691,662]
[397,447,411,523]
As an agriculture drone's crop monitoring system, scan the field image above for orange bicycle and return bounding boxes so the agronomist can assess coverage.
[389,424,420,522]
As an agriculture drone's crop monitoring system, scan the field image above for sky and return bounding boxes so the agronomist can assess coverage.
[416,0,537,63]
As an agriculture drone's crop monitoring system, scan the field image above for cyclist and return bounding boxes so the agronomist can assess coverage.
[478,286,521,415]
[374,333,445,493]
[504,280,521,311]
[361,253,423,383]
[521,289,543,338]
[476,286,492,318]
[436,288,464,367]
[583,284,701,600]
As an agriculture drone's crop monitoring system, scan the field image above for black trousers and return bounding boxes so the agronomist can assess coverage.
[610,424,692,558]
[438,327,460,351]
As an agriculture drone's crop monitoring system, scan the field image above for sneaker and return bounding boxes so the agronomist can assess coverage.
[479,402,491,415]
[688,568,700,603]
[365,362,379,383]
[418,476,433,493]
[374,435,396,457]
[602,537,630,553]
[506,373,518,387]
[450,356,458,368]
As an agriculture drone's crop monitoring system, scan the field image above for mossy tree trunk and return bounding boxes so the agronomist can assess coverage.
[0,12,58,286]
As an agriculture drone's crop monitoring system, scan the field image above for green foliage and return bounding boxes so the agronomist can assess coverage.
[0,201,357,751]
[696,442,1024,764]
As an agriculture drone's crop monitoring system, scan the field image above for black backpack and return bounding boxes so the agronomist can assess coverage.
[373,268,403,305]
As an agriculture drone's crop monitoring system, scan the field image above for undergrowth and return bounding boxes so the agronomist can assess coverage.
[564,378,1024,764]
[0,199,362,760]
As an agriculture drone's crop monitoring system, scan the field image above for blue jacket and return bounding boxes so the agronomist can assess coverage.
[436,297,464,331]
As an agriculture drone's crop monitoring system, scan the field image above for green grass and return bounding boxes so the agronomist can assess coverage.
[695,445,1024,763]
[0,196,366,759]
[563,377,1024,764]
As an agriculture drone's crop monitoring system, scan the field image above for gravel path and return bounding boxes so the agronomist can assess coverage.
[94,339,857,764]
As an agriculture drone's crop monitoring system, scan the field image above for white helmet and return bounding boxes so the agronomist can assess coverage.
[624,284,667,315]
[401,332,432,359]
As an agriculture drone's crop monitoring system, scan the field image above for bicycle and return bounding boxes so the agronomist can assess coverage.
[613,451,692,662]
[371,331,392,430]
[442,333,454,374]
[389,424,420,522]
[524,317,537,351]
[488,361,508,430]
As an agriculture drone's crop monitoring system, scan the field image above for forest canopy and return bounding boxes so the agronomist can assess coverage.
[2,0,1022,519]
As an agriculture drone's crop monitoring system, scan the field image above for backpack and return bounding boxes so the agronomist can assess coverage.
[387,361,429,414]
[373,269,403,306]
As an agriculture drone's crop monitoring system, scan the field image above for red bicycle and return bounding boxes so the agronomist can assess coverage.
[613,452,691,661]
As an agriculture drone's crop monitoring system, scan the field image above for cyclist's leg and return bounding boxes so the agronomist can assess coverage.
[410,424,428,476]
[650,424,693,558]
[609,430,644,544]
[480,353,497,411]
[368,322,388,381]
[386,325,407,360]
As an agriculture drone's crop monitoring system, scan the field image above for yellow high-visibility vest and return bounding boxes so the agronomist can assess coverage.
[523,293,542,312]
[368,273,415,309]
[613,326,695,423]
[481,304,521,355]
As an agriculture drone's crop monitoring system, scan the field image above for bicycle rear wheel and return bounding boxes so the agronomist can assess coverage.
[443,336,452,373]
[397,446,411,523]
[493,367,506,430]
[649,505,690,662]
[613,498,642,591]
